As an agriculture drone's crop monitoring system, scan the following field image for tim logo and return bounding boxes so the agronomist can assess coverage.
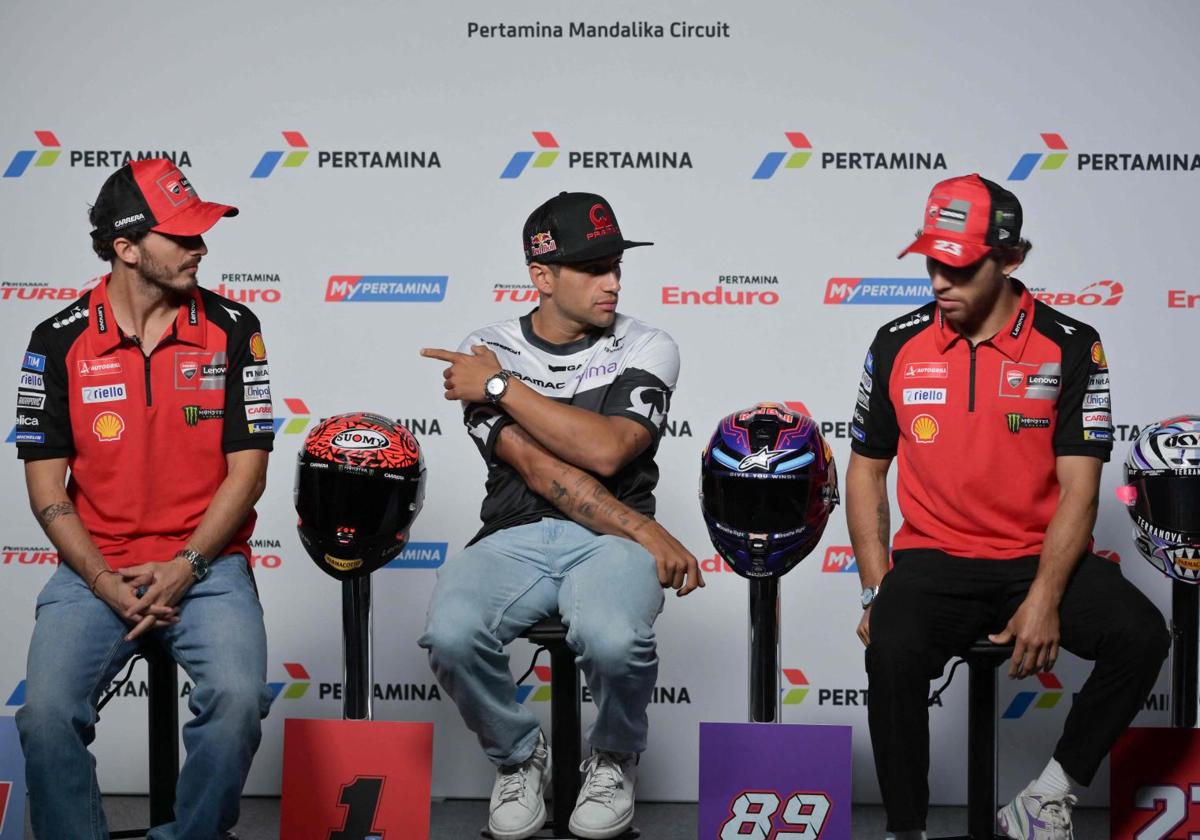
[501,131,560,179]
[325,275,448,303]
[1008,133,1069,181]
[822,546,858,573]
[267,663,312,702]
[384,542,448,570]
[824,277,933,305]
[250,131,310,178]
[752,132,813,179]
[1002,672,1065,719]
[3,130,61,177]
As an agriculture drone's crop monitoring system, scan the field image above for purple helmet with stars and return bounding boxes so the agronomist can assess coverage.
[699,402,839,579]
[1119,415,1200,583]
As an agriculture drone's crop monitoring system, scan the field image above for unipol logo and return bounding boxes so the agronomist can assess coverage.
[331,429,389,450]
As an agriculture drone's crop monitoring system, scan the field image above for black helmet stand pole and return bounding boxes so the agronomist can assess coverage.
[342,575,373,721]
[748,576,781,723]
[1171,579,1198,728]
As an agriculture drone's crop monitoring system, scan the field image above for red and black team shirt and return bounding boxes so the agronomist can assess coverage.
[850,280,1113,559]
[14,275,275,570]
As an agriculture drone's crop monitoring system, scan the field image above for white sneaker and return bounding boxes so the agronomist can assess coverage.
[488,731,550,840]
[997,784,1076,839]
[568,750,637,839]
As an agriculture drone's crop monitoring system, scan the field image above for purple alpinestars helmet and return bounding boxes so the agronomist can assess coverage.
[1119,415,1200,583]
[700,402,839,579]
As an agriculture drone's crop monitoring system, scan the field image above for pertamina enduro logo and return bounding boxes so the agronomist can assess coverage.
[824,277,933,306]
[4,130,190,177]
[214,272,283,304]
[1009,131,1200,179]
[752,131,947,179]
[1168,289,1200,309]
[1029,280,1123,307]
[250,131,440,178]
[500,130,692,179]
[325,275,448,303]
[662,274,780,306]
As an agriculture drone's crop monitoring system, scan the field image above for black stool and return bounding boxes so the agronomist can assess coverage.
[483,616,638,839]
[933,639,1015,840]
[110,640,180,839]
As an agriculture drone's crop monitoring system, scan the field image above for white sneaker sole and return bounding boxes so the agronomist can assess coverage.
[568,803,634,840]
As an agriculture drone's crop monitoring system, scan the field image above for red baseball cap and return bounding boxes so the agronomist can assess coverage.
[90,158,238,242]
[898,173,1022,267]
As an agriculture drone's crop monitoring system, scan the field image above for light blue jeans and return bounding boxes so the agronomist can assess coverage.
[419,518,665,766]
[16,554,272,840]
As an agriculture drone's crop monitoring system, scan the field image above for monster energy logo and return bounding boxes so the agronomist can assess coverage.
[1006,413,1050,434]
[182,405,223,426]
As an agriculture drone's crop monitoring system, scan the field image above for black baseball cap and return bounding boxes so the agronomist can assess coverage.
[90,158,238,243]
[898,174,1022,267]
[523,192,652,265]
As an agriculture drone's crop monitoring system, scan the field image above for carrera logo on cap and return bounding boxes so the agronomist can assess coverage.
[529,231,556,256]
[332,428,390,451]
[903,361,948,379]
[932,240,963,257]
[586,203,618,240]
[113,213,146,230]
[156,171,195,207]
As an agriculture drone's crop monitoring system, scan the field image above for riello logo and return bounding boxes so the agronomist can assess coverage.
[1009,131,1200,179]
[500,130,693,179]
[4,131,191,177]
[753,131,947,179]
[250,131,441,178]
[1028,279,1123,307]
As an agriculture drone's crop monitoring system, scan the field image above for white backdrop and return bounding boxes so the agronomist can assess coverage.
[0,0,1197,808]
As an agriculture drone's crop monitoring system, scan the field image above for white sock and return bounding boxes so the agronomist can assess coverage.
[891,831,926,840]
[1027,757,1074,799]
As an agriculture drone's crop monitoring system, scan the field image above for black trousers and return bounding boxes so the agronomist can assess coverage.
[866,549,1169,832]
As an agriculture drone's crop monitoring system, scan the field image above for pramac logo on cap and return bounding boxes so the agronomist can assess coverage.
[587,203,618,240]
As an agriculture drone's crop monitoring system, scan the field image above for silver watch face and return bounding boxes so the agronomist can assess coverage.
[861,587,878,608]
[486,375,506,397]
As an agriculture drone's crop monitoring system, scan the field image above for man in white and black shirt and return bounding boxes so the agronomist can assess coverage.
[420,192,702,840]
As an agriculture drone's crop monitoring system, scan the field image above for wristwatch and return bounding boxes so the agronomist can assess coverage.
[860,585,881,609]
[484,370,511,404]
[177,548,210,582]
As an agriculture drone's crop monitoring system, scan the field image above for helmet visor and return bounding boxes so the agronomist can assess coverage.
[702,473,820,534]
[296,465,418,542]
[1130,473,1200,537]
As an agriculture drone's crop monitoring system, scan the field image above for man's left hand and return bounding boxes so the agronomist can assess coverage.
[420,346,502,403]
[118,556,196,641]
[989,592,1061,679]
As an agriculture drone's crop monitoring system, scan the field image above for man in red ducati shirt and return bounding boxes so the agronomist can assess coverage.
[13,159,275,839]
[846,174,1167,840]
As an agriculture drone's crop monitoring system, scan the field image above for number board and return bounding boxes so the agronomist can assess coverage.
[0,716,25,840]
[1112,727,1200,839]
[280,719,433,840]
[698,722,851,840]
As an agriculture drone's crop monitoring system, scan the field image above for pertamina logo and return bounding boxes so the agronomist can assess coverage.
[753,131,947,179]
[4,130,190,177]
[1002,673,1065,719]
[268,663,313,701]
[325,275,448,303]
[250,131,440,178]
[1029,280,1123,307]
[782,666,872,708]
[384,542,449,569]
[663,274,780,306]
[824,277,933,305]
[1009,131,1200,179]
[500,131,692,179]
[273,398,312,435]
[518,664,690,706]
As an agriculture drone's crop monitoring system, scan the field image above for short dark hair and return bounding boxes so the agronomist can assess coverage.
[88,202,148,262]
[991,238,1033,267]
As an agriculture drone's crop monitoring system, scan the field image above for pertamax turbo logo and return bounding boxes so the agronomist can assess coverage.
[251,131,441,178]
[501,131,692,179]
[753,131,948,179]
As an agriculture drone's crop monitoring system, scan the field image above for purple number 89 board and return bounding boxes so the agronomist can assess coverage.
[698,722,851,839]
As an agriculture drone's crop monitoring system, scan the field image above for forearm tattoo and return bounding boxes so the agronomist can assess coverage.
[37,501,76,527]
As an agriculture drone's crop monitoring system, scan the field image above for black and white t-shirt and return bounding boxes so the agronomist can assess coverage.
[461,310,679,543]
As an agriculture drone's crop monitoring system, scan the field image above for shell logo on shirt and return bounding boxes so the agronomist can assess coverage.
[911,414,939,443]
[93,411,125,442]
